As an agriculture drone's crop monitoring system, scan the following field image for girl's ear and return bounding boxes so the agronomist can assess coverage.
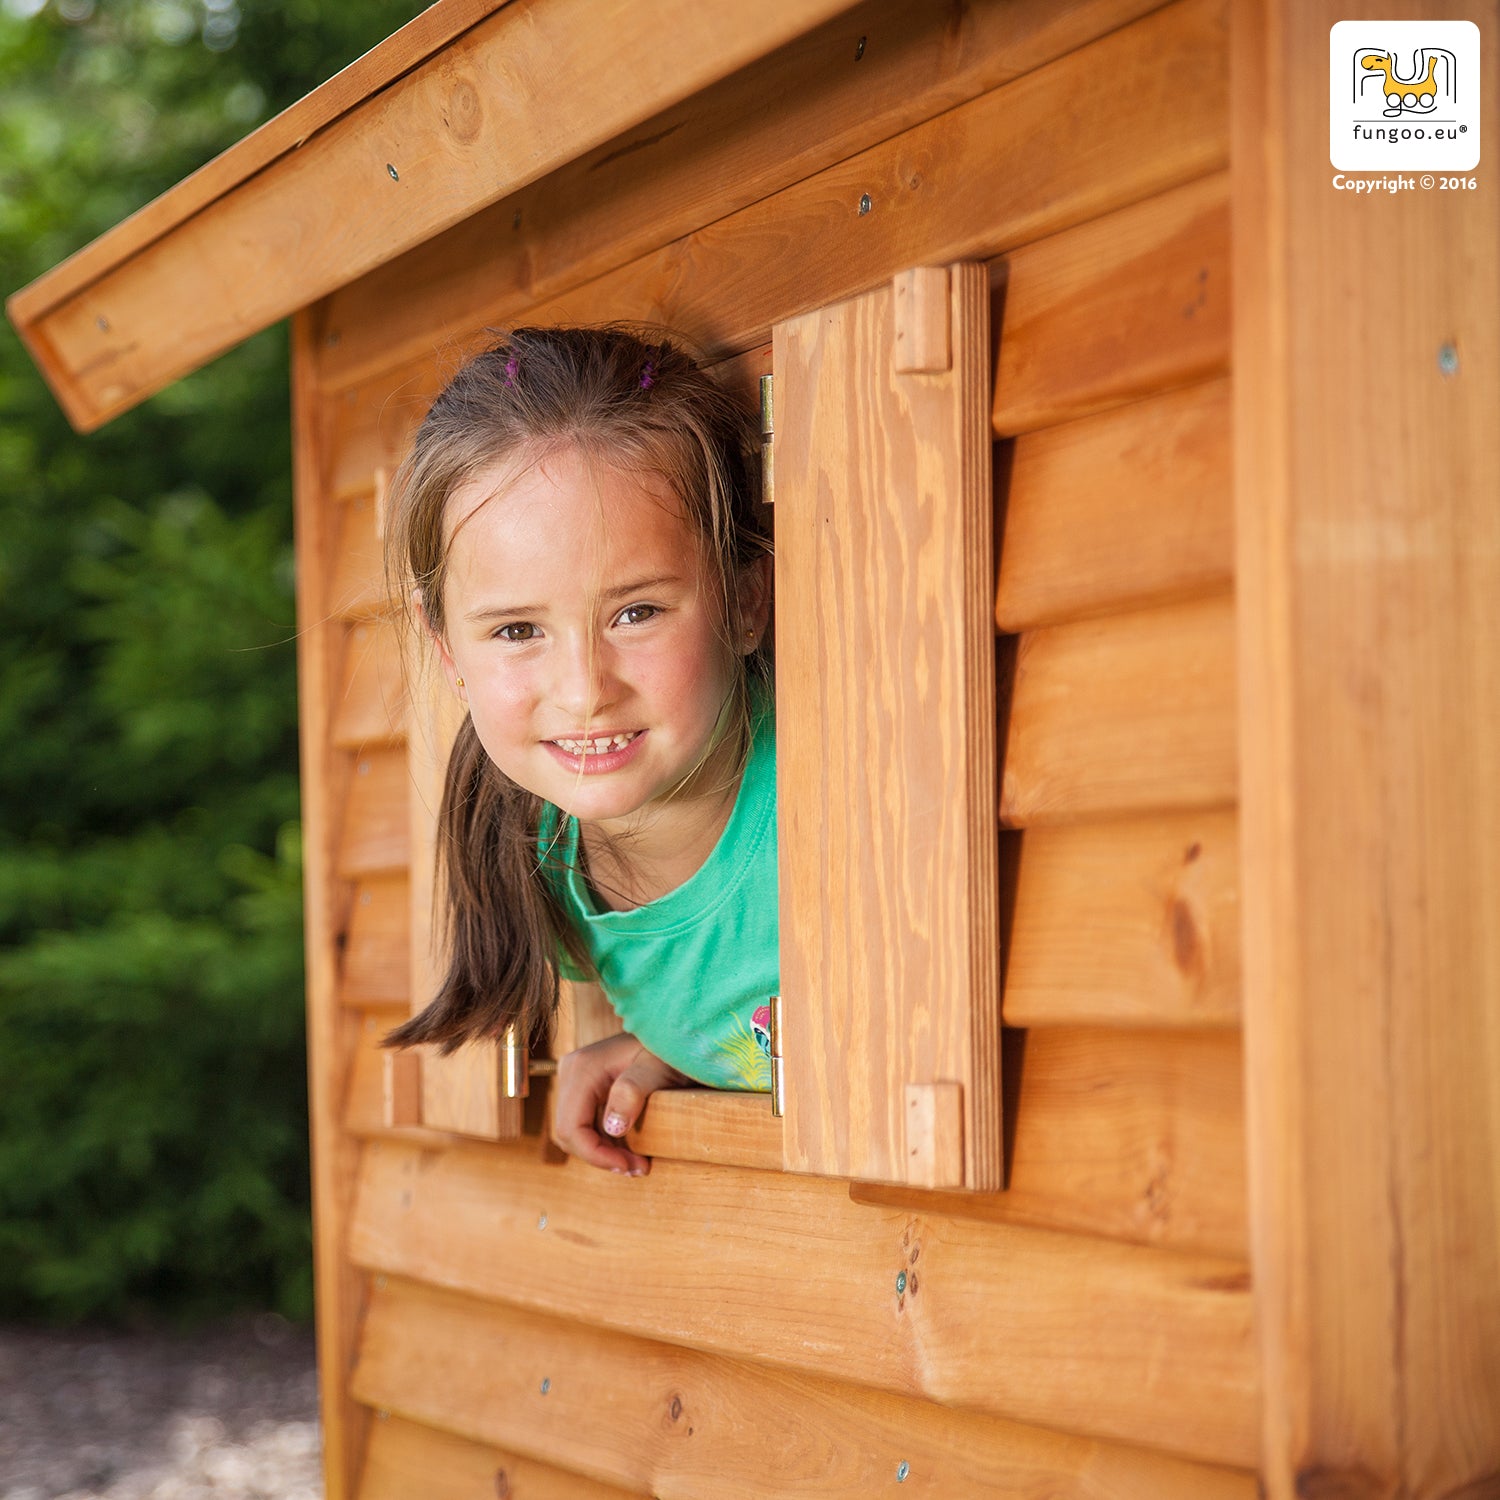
[739,554,773,650]
[412,587,464,697]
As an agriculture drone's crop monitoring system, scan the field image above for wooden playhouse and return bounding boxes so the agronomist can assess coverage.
[10,0,1499,1494]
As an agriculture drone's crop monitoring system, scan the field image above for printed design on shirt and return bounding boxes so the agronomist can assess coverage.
[714,1006,773,1091]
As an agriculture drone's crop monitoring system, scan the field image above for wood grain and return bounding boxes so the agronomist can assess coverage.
[331,619,406,750]
[993,172,1230,437]
[364,1023,1248,1259]
[1233,0,1500,1492]
[290,309,370,1500]
[1000,809,1241,1028]
[348,1139,1258,1465]
[12,0,864,429]
[347,1009,410,1137]
[856,1026,1249,1261]
[327,492,388,621]
[774,265,1000,1189]
[1001,592,1237,827]
[354,1274,1257,1499]
[335,747,410,879]
[339,875,409,1009]
[627,1088,782,1172]
[996,379,1233,633]
[320,0,1228,412]
[359,1412,644,1500]
[404,646,521,1140]
[317,0,1175,391]
[4,1,518,325]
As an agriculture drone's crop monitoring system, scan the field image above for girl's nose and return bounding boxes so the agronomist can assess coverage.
[550,632,621,721]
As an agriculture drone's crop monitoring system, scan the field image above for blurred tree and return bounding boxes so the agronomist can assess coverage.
[0,0,422,1323]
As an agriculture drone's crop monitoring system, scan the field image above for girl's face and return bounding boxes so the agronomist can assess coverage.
[434,446,759,832]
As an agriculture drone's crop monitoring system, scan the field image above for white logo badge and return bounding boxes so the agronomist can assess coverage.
[1330,20,1480,170]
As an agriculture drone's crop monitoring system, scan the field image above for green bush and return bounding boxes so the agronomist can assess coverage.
[0,0,421,1323]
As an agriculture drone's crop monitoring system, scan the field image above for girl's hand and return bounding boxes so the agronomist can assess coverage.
[551,1032,690,1175]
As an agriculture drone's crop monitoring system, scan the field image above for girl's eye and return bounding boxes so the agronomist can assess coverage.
[495,622,538,642]
[618,604,659,626]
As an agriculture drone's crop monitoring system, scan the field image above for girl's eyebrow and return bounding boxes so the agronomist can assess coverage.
[463,574,684,622]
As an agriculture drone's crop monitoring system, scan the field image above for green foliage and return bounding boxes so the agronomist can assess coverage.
[0,0,422,1323]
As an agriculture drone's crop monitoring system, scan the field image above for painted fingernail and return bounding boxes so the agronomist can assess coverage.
[628,1167,646,1177]
[610,1166,626,1174]
[603,1112,627,1137]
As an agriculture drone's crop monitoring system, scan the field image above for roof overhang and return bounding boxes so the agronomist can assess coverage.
[6,0,858,432]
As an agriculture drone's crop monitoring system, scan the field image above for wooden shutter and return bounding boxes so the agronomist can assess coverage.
[385,648,524,1140]
[773,264,1001,1190]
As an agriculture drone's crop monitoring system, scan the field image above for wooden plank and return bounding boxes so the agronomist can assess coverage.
[774,265,999,1189]
[627,1088,782,1172]
[996,378,1232,633]
[404,643,522,1141]
[362,1023,1248,1259]
[340,874,410,1008]
[318,0,1174,391]
[360,1413,645,1500]
[326,384,426,506]
[1000,809,1241,1028]
[1001,592,1237,828]
[4,1,518,327]
[347,1009,405,1138]
[322,0,1228,409]
[336,746,410,878]
[332,619,406,750]
[348,1139,1258,1466]
[11,0,863,431]
[992,172,1230,437]
[327,492,388,621]
[856,1026,1248,1261]
[290,309,369,1500]
[1232,0,1500,1493]
[354,1276,1257,1499]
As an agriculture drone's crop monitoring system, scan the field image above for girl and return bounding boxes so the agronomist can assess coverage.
[382,326,776,1177]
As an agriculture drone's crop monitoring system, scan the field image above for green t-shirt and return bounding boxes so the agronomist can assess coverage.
[537,688,778,1091]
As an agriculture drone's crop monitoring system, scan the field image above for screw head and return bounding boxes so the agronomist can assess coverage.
[855,35,866,60]
[540,1377,550,1394]
[896,1270,907,1294]
[897,1460,910,1481]
[1438,342,1459,376]
[858,193,872,216]
[537,1213,548,1230]
[387,163,400,181]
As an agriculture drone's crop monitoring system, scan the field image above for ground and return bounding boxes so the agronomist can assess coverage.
[0,1319,322,1500]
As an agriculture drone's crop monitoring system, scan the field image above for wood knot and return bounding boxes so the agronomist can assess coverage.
[1294,1465,1387,1499]
[445,78,482,144]
[1170,897,1203,978]
[669,1394,683,1422]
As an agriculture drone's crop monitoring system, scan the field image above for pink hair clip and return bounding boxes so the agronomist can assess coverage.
[639,359,656,390]
[503,354,519,385]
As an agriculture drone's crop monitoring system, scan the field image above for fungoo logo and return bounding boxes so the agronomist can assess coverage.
[1330,20,1480,170]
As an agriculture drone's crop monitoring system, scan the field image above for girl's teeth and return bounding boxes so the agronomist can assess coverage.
[555,732,637,755]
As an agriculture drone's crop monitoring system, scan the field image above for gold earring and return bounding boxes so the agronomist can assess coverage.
[456,677,465,689]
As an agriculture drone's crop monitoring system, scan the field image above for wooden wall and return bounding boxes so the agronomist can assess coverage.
[292,1,1261,1493]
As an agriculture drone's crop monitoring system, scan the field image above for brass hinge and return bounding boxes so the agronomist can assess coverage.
[769,993,785,1117]
[759,373,774,507]
[500,1021,557,1099]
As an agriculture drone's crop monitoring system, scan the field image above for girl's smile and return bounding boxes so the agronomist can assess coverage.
[435,445,758,854]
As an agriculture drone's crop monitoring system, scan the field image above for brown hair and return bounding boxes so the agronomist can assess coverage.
[382,325,772,1055]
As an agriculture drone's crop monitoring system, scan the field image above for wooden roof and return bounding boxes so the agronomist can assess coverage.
[6,0,858,433]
